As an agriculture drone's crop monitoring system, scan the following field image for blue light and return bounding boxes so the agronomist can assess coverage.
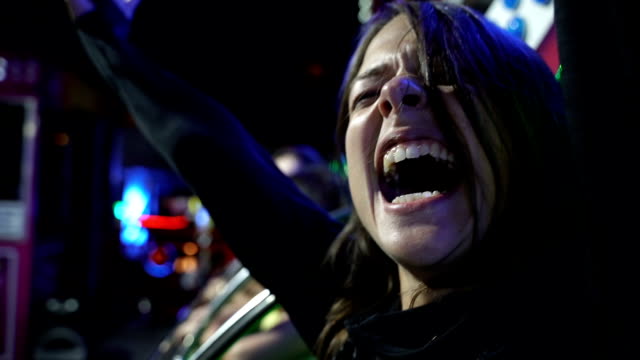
[176,305,191,322]
[507,16,526,40]
[120,225,149,246]
[118,167,153,257]
[144,259,173,278]
[118,167,152,224]
[121,185,149,223]
[504,0,520,10]
[194,207,211,229]
[123,243,148,258]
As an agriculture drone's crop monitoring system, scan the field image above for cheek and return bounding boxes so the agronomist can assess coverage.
[344,114,380,225]
[345,122,369,207]
[344,112,377,179]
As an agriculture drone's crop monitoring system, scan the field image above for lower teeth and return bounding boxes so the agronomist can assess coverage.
[391,190,441,204]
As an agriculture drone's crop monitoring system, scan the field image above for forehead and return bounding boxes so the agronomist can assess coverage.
[358,14,418,76]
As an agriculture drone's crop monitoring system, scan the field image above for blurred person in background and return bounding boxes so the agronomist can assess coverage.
[154,144,349,360]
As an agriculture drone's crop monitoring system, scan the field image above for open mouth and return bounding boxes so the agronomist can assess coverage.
[379,140,461,204]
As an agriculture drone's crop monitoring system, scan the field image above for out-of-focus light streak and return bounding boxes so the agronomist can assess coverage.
[139,215,190,230]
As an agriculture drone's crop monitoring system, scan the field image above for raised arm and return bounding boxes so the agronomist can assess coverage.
[64,0,342,345]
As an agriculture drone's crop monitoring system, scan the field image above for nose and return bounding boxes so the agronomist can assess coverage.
[377,76,427,117]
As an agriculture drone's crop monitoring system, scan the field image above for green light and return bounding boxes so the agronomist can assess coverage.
[555,64,563,81]
[329,158,349,178]
[113,201,124,220]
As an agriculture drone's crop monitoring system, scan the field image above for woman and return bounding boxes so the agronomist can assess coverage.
[315,2,586,358]
[66,0,588,358]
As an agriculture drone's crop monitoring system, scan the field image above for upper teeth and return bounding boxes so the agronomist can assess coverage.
[383,140,455,174]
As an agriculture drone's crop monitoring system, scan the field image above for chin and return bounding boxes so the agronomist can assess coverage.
[383,231,473,277]
[385,239,457,267]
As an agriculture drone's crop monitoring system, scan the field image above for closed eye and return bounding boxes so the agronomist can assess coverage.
[351,89,380,110]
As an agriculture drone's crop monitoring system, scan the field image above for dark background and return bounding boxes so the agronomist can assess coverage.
[1,0,364,157]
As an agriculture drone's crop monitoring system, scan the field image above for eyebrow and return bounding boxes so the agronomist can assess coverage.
[353,59,430,86]
[354,64,391,82]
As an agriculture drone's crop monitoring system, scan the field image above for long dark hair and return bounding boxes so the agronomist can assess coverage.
[317,1,577,358]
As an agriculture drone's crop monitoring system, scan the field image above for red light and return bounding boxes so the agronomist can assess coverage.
[150,248,168,264]
[139,215,189,230]
[307,63,324,77]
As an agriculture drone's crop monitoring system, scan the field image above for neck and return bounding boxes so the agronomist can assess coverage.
[397,260,477,309]
[398,266,452,308]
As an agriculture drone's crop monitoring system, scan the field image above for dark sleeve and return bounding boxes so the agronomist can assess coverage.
[73,3,343,346]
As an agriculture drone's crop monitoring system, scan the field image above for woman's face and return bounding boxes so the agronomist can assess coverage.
[344,14,497,276]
